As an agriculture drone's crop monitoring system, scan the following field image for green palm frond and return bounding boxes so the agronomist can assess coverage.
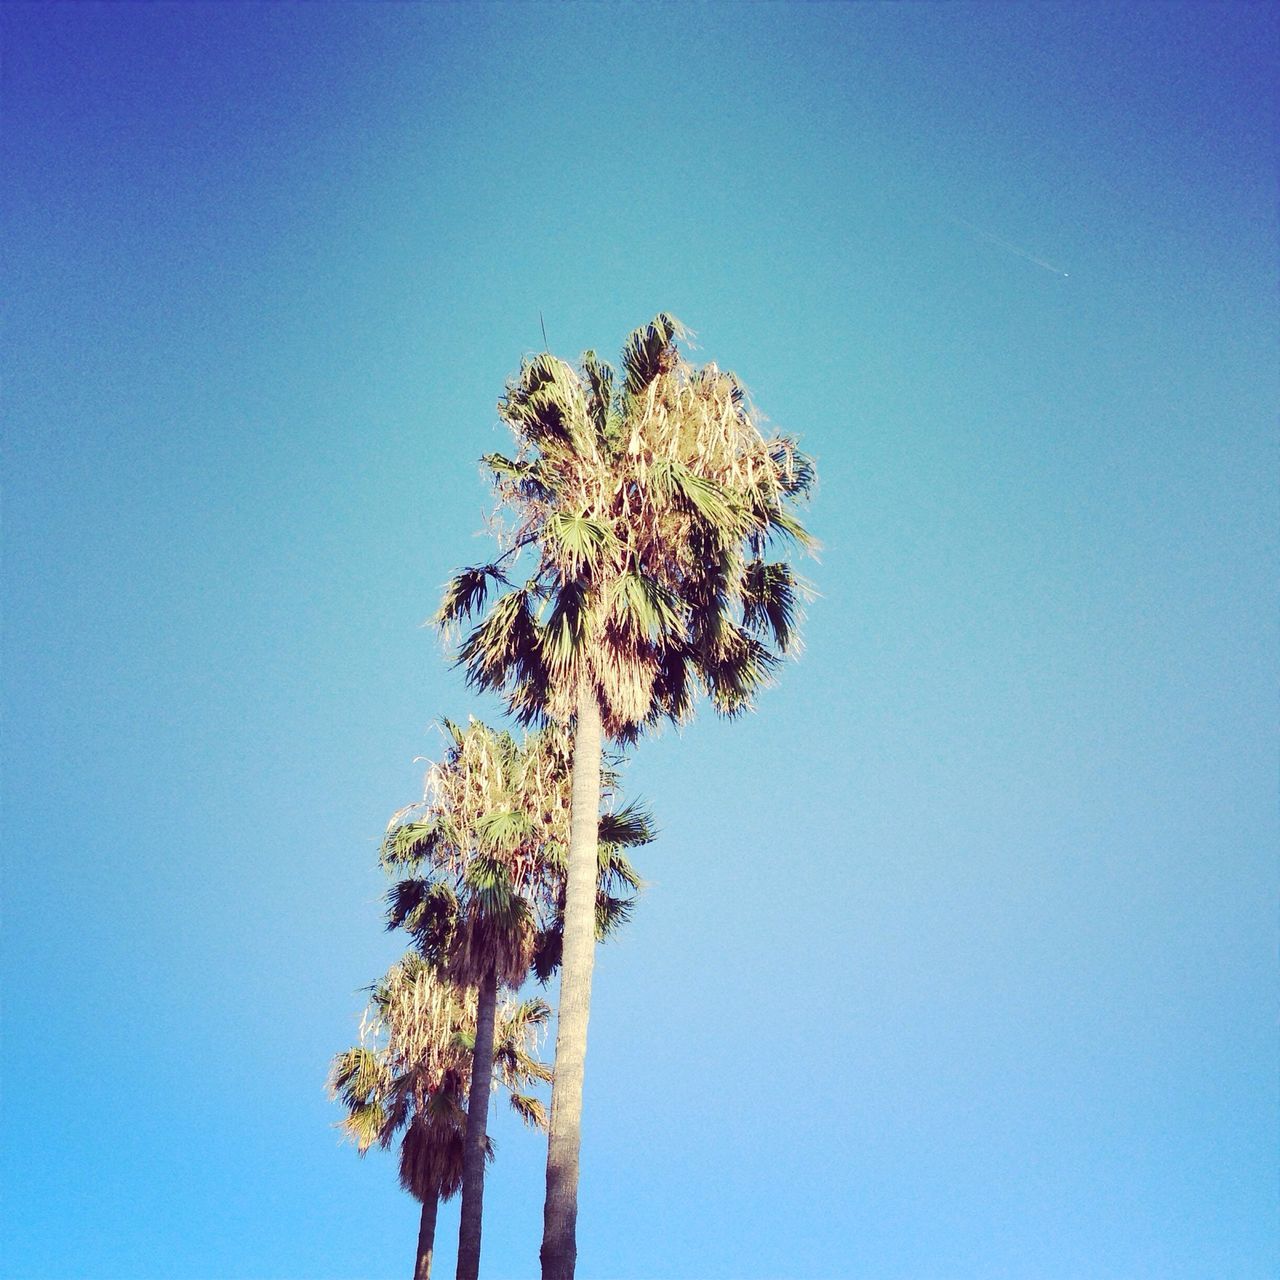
[338,1099,391,1154]
[500,353,589,449]
[380,817,452,870]
[650,637,694,725]
[496,996,552,1042]
[385,878,458,963]
[650,456,736,528]
[329,1046,388,1110]
[476,808,535,852]
[741,559,800,652]
[702,625,780,715]
[596,892,636,938]
[766,506,817,550]
[457,587,542,691]
[540,580,591,675]
[459,855,530,929]
[610,572,682,641]
[598,802,655,850]
[599,845,643,894]
[768,436,816,498]
[482,452,552,503]
[435,564,511,627]
[580,351,617,443]
[620,312,685,397]
[546,512,618,576]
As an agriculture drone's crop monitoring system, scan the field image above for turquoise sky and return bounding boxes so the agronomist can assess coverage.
[4,3,1276,1277]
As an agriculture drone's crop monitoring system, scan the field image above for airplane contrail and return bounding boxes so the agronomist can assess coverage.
[952,216,1069,278]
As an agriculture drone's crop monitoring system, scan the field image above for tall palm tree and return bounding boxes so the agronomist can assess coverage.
[435,314,815,1279]
[380,720,648,1280]
[330,952,552,1280]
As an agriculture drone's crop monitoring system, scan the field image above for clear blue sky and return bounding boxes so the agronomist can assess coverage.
[4,3,1276,1277]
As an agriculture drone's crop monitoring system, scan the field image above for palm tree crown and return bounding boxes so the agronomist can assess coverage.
[328,952,551,1202]
[375,718,651,1280]
[380,718,648,978]
[437,313,816,740]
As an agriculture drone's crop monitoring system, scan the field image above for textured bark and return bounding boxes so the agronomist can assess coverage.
[455,966,499,1280]
[414,1195,439,1280]
[540,681,603,1280]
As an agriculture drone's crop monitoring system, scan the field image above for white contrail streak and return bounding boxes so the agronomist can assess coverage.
[953,217,1069,277]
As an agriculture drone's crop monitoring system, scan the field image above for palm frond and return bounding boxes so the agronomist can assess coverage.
[545,512,617,577]
[650,456,736,528]
[741,559,800,652]
[500,353,589,450]
[329,1046,388,1111]
[531,926,562,983]
[768,436,816,498]
[506,1091,550,1131]
[457,588,542,692]
[476,808,535,852]
[596,891,636,939]
[598,802,656,850]
[338,1099,391,1154]
[435,564,510,627]
[766,506,817,550]
[610,572,682,641]
[580,351,616,444]
[540,580,591,676]
[620,312,685,397]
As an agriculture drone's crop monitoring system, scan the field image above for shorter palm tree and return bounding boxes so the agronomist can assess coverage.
[379,718,650,1280]
[330,952,551,1280]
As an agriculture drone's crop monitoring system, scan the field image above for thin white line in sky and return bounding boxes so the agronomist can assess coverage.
[953,217,1069,277]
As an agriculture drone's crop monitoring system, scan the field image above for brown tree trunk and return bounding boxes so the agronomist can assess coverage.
[456,966,499,1280]
[540,680,603,1280]
[414,1194,439,1280]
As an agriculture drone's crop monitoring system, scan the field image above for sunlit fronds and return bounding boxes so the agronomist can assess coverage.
[457,588,541,691]
[329,1047,388,1113]
[545,512,618,577]
[435,564,510,627]
[476,808,535,852]
[598,802,656,851]
[650,456,736,529]
[610,572,682,641]
[768,436,816,498]
[500,353,590,451]
[540,580,591,676]
[741,559,800,652]
[380,817,458,870]
[339,1099,390,1154]
[621,312,685,397]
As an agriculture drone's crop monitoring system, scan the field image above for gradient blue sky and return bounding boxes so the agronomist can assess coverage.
[4,3,1276,1277]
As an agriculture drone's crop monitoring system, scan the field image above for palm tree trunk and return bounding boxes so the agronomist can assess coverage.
[414,1194,439,1280]
[540,679,602,1280]
[456,965,498,1280]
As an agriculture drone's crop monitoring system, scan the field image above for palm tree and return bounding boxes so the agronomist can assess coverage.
[380,720,649,1280]
[435,314,815,1279]
[330,952,552,1280]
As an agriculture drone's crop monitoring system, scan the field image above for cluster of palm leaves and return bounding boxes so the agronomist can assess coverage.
[333,314,814,1280]
[330,956,551,1280]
